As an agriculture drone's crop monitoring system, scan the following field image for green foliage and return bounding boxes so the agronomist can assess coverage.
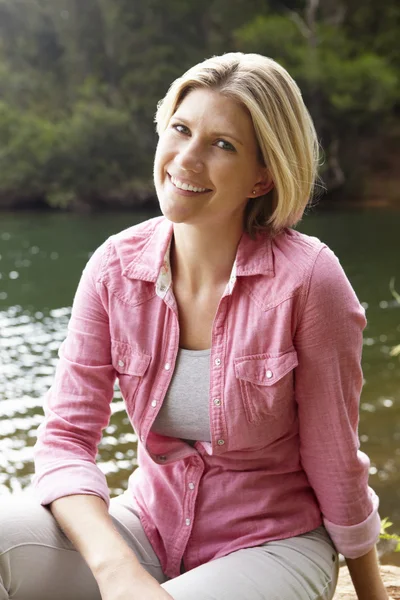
[389,278,400,359]
[0,0,399,208]
[0,100,148,207]
[0,101,59,197]
[380,518,400,552]
[47,102,147,206]
[235,14,398,127]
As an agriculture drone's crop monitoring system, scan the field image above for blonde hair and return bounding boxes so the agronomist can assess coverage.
[155,53,322,237]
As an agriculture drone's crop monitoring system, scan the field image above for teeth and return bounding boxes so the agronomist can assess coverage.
[171,176,207,193]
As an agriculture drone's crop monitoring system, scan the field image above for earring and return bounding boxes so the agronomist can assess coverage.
[252,190,256,195]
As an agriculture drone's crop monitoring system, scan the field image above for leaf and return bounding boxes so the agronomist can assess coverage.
[381,517,393,534]
[389,277,400,304]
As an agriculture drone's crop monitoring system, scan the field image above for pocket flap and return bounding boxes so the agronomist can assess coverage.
[111,340,151,376]
[234,350,298,386]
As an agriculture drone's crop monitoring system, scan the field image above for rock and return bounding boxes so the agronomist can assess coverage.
[335,565,400,599]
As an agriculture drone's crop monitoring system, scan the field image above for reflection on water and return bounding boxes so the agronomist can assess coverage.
[0,304,138,496]
[0,208,399,533]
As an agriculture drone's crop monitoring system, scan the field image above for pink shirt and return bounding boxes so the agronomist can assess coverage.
[33,216,380,578]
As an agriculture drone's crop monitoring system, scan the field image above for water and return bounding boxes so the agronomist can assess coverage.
[0,208,399,537]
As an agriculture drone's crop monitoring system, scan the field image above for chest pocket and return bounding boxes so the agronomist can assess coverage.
[111,340,151,404]
[234,350,298,424]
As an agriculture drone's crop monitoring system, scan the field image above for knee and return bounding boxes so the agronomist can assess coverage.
[0,492,64,554]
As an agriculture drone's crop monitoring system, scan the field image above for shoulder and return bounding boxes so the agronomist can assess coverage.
[269,228,357,310]
[274,228,346,282]
[266,228,327,293]
[277,230,363,323]
[273,228,326,267]
[88,216,166,281]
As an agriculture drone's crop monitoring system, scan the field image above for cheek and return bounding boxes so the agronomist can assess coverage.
[218,167,252,197]
[154,138,174,176]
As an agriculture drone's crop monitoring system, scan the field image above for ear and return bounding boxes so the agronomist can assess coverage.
[249,168,274,198]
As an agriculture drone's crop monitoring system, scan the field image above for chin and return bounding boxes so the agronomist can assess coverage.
[159,196,198,223]
[159,199,196,224]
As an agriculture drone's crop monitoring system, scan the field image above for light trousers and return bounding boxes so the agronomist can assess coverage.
[0,491,339,600]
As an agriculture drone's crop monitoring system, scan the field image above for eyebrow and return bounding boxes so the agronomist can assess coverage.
[171,116,244,146]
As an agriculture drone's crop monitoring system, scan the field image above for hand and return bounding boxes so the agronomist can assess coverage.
[97,560,174,600]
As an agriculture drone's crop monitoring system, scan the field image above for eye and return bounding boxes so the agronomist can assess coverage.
[215,139,236,152]
[172,123,190,135]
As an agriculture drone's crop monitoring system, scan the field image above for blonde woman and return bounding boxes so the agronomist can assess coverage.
[0,53,388,600]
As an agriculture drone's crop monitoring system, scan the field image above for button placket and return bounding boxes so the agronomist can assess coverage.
[210,301,228,452]
[182,462,203,544]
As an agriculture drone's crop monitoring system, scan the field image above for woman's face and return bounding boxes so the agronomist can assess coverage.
[154,88,270,229]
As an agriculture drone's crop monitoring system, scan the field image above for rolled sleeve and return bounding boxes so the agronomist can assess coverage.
[323,488,381,558]
[294,246,380,558]
[32,241,115,507]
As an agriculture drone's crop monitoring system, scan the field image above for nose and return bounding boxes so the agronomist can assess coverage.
[175,140,203,173]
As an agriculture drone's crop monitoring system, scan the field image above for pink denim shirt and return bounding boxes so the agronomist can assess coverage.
[33,216,380,578]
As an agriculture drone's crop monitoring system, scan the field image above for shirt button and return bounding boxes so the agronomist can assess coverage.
[159,285,167,292]
[140,435,145,443]
[188,482,195,490]
[158,455,167,462]
[266,369,273,379]
[118,359,125,367]
[214,358,221,367]
[164,363,171,371]
[213,398,221,406]
[217,439,225,446]
[151,400,157,407]
[185,518,191,526]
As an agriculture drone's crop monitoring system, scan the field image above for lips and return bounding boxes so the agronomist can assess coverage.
[168,173,211,193]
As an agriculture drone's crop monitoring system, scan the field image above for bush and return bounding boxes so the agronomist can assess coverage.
[0,100,150,208]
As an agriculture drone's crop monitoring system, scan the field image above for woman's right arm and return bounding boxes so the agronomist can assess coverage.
[49,494,142,579]
[50,494,174,599]
[33,241,173,598]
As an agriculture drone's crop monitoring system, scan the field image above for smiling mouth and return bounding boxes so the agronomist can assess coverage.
[168,174,211,194]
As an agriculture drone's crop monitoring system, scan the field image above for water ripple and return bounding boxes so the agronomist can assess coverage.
[0,305,136,496]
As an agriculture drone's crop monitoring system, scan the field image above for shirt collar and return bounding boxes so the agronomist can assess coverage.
[121,217,275,289]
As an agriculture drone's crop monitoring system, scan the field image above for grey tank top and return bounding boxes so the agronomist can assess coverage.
[151,348,211,445]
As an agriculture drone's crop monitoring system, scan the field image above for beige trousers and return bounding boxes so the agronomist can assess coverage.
[0,491,339,600]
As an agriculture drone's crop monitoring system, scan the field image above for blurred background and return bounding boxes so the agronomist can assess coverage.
[0,0,399,559]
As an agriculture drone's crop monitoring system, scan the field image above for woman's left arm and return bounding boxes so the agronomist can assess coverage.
[293,245,387,599]
[346,548,389,600]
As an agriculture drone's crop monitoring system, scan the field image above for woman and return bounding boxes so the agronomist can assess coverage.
[0,53,388,600]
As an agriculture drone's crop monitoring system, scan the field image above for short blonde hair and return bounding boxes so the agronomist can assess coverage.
[155,52,321,237]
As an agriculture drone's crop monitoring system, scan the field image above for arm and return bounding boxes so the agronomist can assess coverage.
[294,246,385,598]
[33,242,115,506]
[33,244,173,598]
[345,548,389,600]
[50,494,143,578]
[50,495,173,599]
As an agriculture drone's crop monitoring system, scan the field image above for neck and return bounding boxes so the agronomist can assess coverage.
[171,221,243,293]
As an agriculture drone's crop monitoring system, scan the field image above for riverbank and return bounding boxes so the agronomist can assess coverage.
[0,184,398,214]
[336,565,400,599]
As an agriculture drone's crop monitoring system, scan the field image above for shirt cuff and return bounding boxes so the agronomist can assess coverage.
[323,488,381,559]
[32,460,110,508]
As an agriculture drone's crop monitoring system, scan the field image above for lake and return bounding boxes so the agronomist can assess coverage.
[0,207,399,539]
